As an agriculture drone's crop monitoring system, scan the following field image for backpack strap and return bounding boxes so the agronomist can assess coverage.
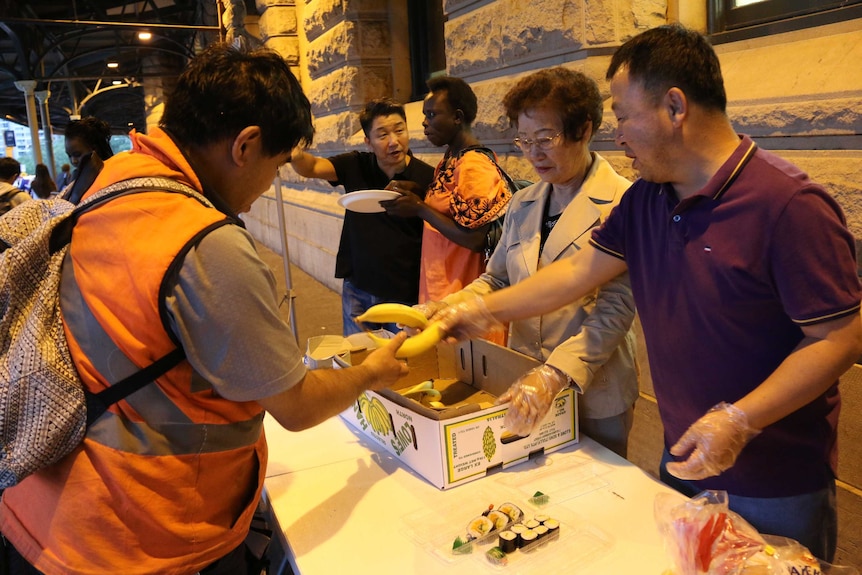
[50,176,214,253]
[56,177,219,426]
[457,145,520,192]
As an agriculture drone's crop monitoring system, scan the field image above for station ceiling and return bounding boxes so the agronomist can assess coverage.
[0,0,223,136]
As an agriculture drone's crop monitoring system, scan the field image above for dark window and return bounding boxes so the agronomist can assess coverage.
[407,0,446,100]
[709,0,862,42]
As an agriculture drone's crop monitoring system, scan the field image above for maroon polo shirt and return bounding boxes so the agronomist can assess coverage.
[591,136,861,497]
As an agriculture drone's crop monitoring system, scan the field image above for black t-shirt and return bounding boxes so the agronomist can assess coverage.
[329,151,435,303]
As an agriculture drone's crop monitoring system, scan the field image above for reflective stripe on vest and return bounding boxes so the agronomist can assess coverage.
[60,252,263,456]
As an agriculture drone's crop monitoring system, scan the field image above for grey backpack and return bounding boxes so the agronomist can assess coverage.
[0,177,203,488]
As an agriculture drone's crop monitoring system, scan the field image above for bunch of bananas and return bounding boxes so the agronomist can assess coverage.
[355,303,444,358]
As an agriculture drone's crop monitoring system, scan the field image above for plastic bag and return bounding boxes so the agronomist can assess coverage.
[655,490,859,575]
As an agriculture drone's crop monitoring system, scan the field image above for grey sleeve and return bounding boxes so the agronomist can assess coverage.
[165,225,307,402]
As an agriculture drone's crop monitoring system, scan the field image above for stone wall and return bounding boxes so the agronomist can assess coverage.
[243,0,862,567]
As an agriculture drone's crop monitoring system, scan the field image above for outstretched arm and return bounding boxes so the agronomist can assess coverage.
[259,332,409,431]
[290,149,338,182]
[382,187,489,252]
[437,244,628,340]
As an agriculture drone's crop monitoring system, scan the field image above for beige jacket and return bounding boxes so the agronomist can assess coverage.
[460,153,638,419]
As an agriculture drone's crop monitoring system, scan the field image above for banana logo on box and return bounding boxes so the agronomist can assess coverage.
[357,393,392,436]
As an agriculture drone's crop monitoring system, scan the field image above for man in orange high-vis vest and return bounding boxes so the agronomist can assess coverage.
[0,43,409,575]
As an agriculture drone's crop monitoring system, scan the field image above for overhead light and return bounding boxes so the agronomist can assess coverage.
[107,62,119,69]
[138,31,152,40]
[112,80,123,85]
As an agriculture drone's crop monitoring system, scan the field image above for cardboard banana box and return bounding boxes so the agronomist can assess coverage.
[336,339,579,489]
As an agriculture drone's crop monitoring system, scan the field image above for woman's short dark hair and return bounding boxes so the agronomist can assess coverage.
[503,67,603,142]
[606,24,727,112]
[65,116,114,160]
[161,43,314,156]
[426,76,478,126]
[359,98,406,137]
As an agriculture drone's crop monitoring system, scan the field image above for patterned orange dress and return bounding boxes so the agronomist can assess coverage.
[420,149,511,344]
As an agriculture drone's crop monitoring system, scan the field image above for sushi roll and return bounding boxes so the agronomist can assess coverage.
[534,514,550,524]
[485,546,508,566]
[498,530,518,553]
[524,518,540,530]
[544,518,560,541]
[520,529,539,551]
[466,515,495,539]
[497,502,523,523]
[533,524,549,544]
[486,510,509,531]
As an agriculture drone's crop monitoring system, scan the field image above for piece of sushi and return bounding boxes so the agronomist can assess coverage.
[544,518,560,540]
[466,515,495,539]
[485,546,508,566]
[534,514,550,524]
[520,529,539,551]
[486,510,510,531]
[524,518,540,530]
[497,502,523,523]
[498,530,518,553]
[534,524,549,542]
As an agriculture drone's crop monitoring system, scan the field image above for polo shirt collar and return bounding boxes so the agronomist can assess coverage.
[663,135,758,212]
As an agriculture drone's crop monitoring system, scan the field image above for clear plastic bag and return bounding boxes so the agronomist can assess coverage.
[655,490,859,575]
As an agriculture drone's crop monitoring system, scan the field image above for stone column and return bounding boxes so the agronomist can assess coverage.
[13,80,42,165]
[256,0,300,68]
[35,90,56,178]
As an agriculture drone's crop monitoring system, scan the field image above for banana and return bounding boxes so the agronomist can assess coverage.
[369,321,445,358]
[355,303,428,329]
[398,380,442,402]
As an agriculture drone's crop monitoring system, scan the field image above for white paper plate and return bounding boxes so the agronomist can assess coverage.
[337,189,400,213]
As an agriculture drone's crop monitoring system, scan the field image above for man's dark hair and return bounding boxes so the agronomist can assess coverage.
[426,76,478,126]
[0,157,21,181]
[359,98,406,137]
[64,117,115,161]
[503,67,603,142]
[161,43,314,156]
[606,24,727,113]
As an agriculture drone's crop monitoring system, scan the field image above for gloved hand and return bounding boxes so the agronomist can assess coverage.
[434,293,503,342]
[395,301,450,336]
[496,364,570,437]
[666,402,761,481]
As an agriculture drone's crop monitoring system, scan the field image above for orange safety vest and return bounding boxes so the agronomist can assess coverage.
[0,129,268,575]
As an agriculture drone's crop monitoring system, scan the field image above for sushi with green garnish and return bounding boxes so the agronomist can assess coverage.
[485,546,508,566]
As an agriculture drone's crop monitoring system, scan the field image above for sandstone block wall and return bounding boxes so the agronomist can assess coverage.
[243,1,862,567]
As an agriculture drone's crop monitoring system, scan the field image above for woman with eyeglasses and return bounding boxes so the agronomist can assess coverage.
[425,67,638,457]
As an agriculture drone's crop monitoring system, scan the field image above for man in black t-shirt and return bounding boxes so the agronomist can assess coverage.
[290,99,435,335]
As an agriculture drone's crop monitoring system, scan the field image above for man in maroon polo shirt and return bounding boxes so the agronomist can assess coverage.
[432,24,862,562]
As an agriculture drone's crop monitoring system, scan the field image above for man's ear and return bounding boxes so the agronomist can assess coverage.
[231,126,263,166]
[665,88,687,126]
[454,109,465,124]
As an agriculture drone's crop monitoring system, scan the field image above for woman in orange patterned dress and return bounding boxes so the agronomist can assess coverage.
[383,76,511,305]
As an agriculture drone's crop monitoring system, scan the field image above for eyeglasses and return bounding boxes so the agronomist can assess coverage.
[512,132,562,153]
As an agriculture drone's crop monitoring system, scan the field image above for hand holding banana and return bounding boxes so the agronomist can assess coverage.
[355,303,445,358]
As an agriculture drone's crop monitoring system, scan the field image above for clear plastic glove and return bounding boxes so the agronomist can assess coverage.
[496,364,569,437]
[398,301,449,336]
[434,293,503,342]
[666,402,761,481]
